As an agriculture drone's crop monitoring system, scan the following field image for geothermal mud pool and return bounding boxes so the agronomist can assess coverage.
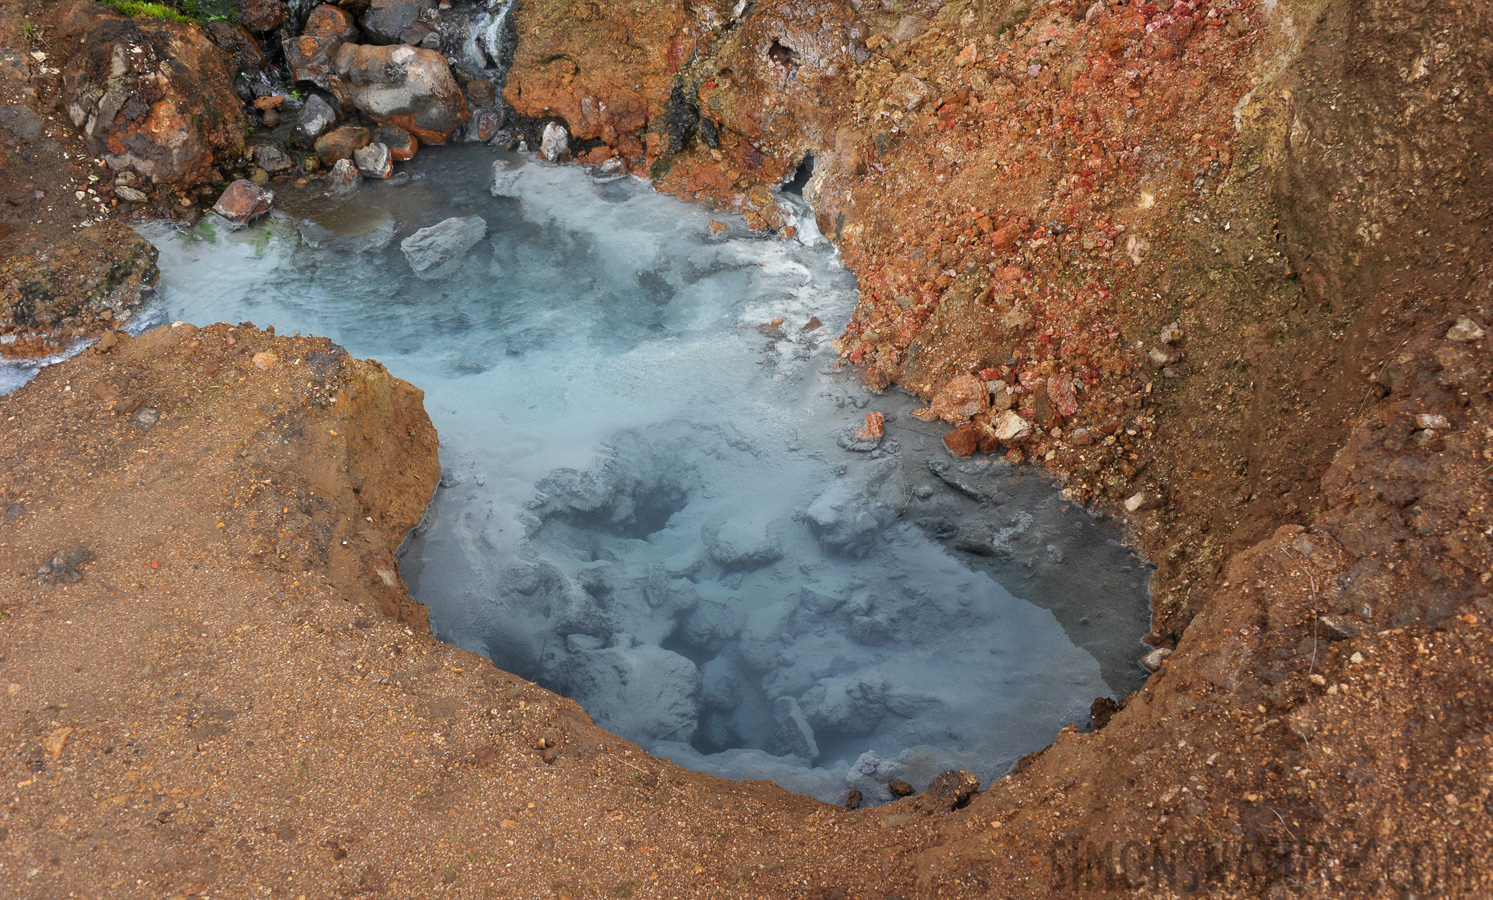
[129,147,1151,803]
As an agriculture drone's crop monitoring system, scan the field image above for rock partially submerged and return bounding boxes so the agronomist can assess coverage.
[400,215,487,280]
[211,180,274,229]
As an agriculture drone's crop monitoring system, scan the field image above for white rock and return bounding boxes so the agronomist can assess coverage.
[1415,413,1450,430]
[539,121,569,161]
[400,215,487,280]
[992,410,1032,443]
[1446,316,1484,342]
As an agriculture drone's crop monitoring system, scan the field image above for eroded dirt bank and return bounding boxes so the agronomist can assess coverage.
[1,0,1492,896]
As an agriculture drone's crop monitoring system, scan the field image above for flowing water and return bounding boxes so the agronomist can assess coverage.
[34,146,1155,803]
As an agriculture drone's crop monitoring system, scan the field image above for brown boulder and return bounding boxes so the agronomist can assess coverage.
[333,44,468,144]
[206,22,267,72]
[62,16,245,186]
[373,125,418,161]
[240,0,289,32]
[211,179,274,229]
[314,124,370,164]
[942,426,980,458]
[285,5,358,90]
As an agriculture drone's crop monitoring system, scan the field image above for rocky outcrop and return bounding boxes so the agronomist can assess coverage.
[60,6,244,186]
[0,222,158,360]
[332,43,468,144]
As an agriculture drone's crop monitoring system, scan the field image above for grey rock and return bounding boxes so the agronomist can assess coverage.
[490,159,522,197]
[326,157,362,194]
[0,105,43,143]
[333,43,468,144]
[295,95,338,143]
[353,141,392,178]
[361,0,435,45]
[115,185,148,203]
[252,143,293,173]
[1140,647,1172,672]
[702,517,783,571]
[567,639,700,744]
[400,215,487,280]
[772,696,819,760]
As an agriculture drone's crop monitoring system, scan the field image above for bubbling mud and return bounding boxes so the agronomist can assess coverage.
[140,145,1152,804]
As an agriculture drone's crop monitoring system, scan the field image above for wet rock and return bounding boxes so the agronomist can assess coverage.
[326,157,362,193]
[0,105,43,144]
[373,125,418,161]
[1089,696,1120,730]
[943,425,979,458]
[466,77,497,109]
[36,547,90,584]
[703,517,783,571]
[62,16,244,186]
[333,44,469,145]
[253,144,292,173]
[400,215,487,280]
[772,696,819,760]
[888,779,916,798]
[913,770,979,813]
[1446,316,1484,342]
[466,108,502,143]
[1140,647,1172,672]
[206,22,266,73]
[314,125,370,165]
[540,121,569,162]
[296,94,339,143]
[298,215,396,253]
[843,788,862,810]
[354,142,392,178]
[592,157,626,180]
[567,640,700,744]
[211,179,274,229]
[285,5,358,91]
[240,0,289,33]
[806,483,885,557]
[361,0,435,45]
[490,159,522,197]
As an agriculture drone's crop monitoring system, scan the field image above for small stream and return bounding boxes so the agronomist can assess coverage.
[93,146,1151,803]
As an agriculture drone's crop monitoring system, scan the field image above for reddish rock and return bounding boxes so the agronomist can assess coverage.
[285,5,358,91]
[61,16,245,187]
[373,125,418,161]
[314,125,371,164]
[856,412,885,442]
[930,374,989,424]
[332,44,468,144]
[240,0,289,32]
[212,179,274,229]
[466,78,497,109]
[206,22,267,72]
[942,425,980,458]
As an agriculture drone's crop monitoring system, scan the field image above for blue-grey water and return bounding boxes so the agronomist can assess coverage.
[22,146,1153,803]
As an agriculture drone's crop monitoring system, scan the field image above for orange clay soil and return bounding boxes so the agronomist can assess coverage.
[2,0,1493,896]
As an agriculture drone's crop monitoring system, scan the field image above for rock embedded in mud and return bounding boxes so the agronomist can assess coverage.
[540,121,570,162]
[333,44,469,144]
[354,142,393,178]
[62,14,244,186]
[772,696,820,760]
[1446,316,1485,342]
[888,779,915,798]
[400,215,488,280]
[253,144,292,173]
[315,125,371,165]
[211,179,274,229]
[326,157,362,193]
[1140,647,1172,672]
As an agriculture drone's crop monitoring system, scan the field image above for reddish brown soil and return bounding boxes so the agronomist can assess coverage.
[2,0,1492,897]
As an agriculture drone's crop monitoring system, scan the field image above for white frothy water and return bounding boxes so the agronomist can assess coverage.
[134,146,1152,804]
